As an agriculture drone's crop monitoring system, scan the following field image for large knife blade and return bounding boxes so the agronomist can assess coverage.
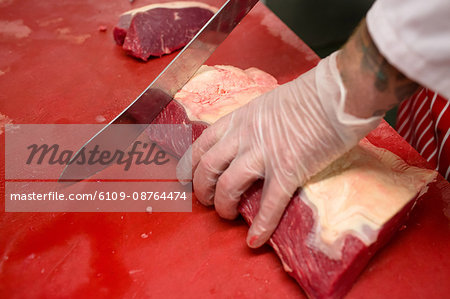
[59,0,259,182]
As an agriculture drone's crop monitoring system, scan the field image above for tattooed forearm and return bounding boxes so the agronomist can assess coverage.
[337,19,419,118]
[356,22,419,101]
[356,25,390,92]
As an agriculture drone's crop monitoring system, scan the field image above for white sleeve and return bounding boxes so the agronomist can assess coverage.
[366,0,450,99]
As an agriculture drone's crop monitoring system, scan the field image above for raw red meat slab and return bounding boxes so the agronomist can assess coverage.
[113,2,215,45]
[238,170,421,299]
[150,100,208,157]
[149,64,278,157]
[113,2,215,60]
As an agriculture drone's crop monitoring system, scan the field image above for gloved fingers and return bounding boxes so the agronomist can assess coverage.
[176,145,193,184]
[193,136,239,206]
[191,115,233,173]
[177,114,232,183]
[213,153,264,220]
[246,179,298,248]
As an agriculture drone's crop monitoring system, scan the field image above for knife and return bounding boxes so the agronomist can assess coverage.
[59,0,259,182]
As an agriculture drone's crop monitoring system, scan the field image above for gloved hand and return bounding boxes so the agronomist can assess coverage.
[177,51,382,248]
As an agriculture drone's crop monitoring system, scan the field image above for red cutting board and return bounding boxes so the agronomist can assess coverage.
[0,0,449,298]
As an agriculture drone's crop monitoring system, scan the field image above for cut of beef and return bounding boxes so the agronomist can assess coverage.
[173,65,279,124]
[149,65,437,298]
[113,2,216,61]
[238,138,436,298]
[151,65,278,156]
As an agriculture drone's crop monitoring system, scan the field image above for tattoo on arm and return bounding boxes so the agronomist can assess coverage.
[355,22,419,103]
[357,26,389,92]
[338,19,420,118]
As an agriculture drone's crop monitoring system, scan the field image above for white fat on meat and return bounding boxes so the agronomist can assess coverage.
[120,1,218,17]
[175,65,279,124]
[302,138,436,259]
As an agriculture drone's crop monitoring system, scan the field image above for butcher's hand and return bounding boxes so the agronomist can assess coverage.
[177,51,380,247]
[177,21,418,248]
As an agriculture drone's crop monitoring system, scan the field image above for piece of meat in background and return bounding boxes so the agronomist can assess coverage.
[113,2,217,61]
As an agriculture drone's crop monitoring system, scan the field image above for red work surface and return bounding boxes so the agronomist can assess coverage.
[0,0,449,298]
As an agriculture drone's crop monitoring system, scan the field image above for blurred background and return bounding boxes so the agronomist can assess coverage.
[264,0,397,125]
[265,0,374,57]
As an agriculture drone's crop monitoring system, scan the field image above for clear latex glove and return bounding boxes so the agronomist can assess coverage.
[177,51,382,248]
